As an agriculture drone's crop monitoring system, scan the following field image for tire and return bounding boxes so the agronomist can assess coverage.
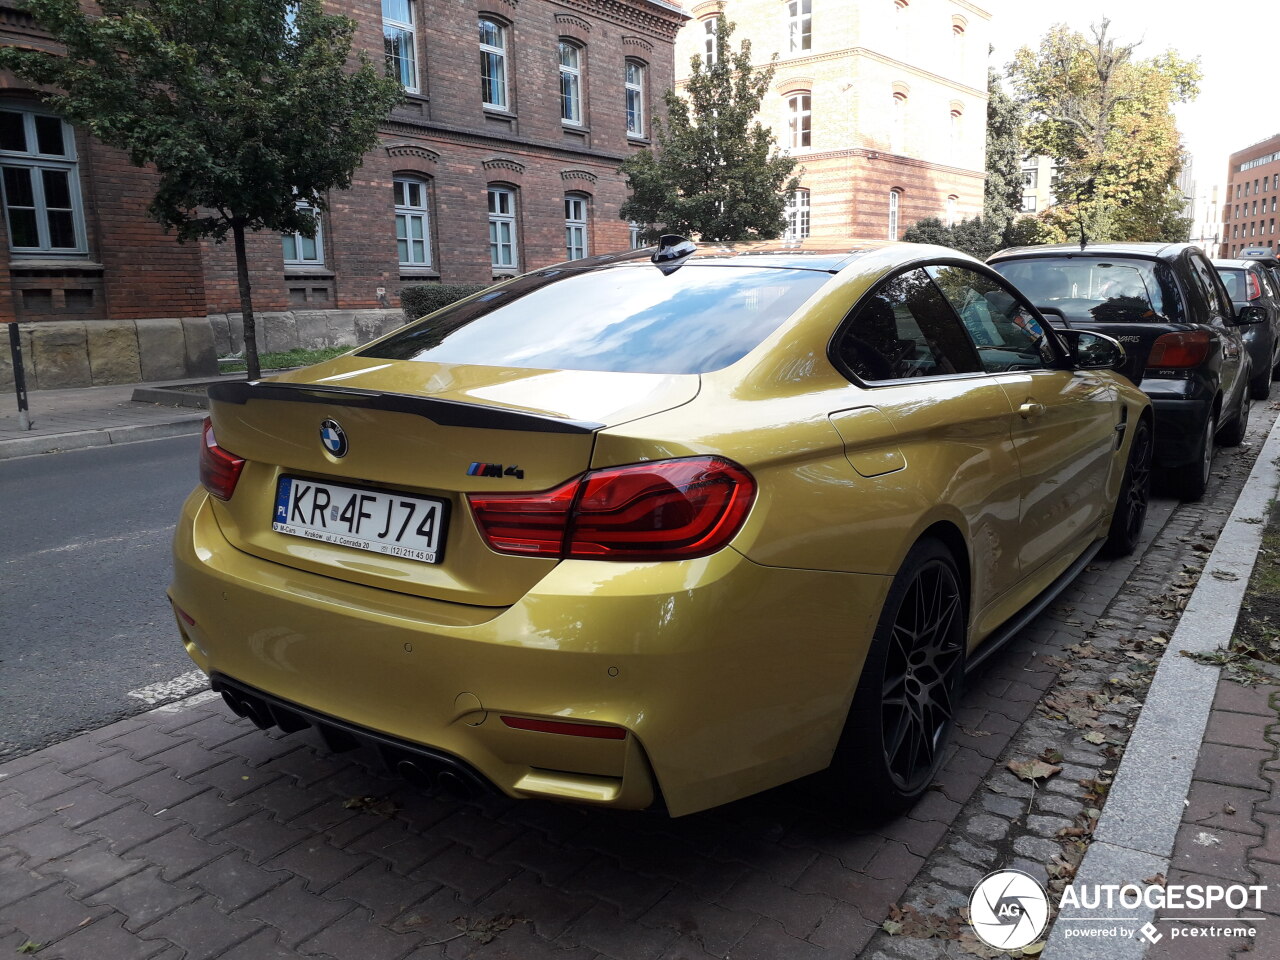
[1250,367,1271,400]
[1169,409,1216,501]
[1219,385,1251,447]
[1102,418,1153,558]
[826,538,966,818]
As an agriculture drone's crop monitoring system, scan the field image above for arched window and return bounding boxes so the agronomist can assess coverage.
[565,193,589,260]
[479,18,508,109]
[785,189,811,240]
[787,93,811,149]
[0,105,85,255]
[394,177,431,267]
[382,0,418,92]
[888,190,901,240]
[946,195,958,228]
[787,1,812,53]
[625,60,646,137]
[950,105,963,147]
[703,17,718,65]
[488,185,517,270]
[559,41,583,125]
[891,91,907,153]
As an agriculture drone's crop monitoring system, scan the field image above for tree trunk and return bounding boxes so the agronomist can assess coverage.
[232,220,261,381]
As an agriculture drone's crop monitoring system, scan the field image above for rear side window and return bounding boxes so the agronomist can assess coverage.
[832,269,981,381]
[991,257,1184,324]
[363,263,829,374]
[925,264,1057,372]
[1216,268,1249,301]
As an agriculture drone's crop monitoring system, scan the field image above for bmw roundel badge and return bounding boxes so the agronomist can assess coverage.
[319,419,348,458]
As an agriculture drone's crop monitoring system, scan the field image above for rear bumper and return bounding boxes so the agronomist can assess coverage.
[170,488,888,816]
[1141,378,1215,468]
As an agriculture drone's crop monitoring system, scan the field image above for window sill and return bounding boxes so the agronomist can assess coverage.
[399,268,440,280]
[562,121,589,132]
[483,107,516,119]
[283,267,333,279]
[10,258,103,274]
[626,135,650,146]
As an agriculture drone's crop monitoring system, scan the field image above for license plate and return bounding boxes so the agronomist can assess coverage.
[272,476,448,564]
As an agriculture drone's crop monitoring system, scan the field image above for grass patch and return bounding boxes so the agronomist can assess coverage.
[219,345,351,372]
[1184,511,1280,683]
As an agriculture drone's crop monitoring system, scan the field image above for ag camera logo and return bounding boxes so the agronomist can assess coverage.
[969,869,1050,949]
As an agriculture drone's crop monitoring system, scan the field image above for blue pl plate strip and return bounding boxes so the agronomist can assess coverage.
[274,477,292,524]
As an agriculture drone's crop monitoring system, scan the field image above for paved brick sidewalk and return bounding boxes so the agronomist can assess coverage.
[0,380,206,458]
[1145,681,1280,959]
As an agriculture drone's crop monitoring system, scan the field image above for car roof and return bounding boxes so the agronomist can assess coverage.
[1213,258,1270,268]
[597,238,978,273]
[989,241,1203,263]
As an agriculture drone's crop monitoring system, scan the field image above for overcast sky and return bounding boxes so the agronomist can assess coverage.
[985,0,1270,205]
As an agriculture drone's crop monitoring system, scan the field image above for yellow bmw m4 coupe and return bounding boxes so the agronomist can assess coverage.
[170,238,1152,818]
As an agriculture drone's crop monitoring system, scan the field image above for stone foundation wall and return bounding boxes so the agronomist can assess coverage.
[0,308,407,391]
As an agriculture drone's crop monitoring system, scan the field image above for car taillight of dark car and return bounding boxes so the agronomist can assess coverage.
[1146,330,1211,369]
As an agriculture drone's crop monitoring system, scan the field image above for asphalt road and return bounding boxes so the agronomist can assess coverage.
[0,434,204,760]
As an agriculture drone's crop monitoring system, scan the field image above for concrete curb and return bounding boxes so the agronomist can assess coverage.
[0,416,204,460]
[1045,416,1280,959]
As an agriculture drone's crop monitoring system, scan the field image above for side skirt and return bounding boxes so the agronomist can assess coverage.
[965,538,1105,676]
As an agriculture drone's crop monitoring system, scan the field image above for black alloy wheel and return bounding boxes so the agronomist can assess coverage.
[879,557,965,792]
[1103,417,1153,557]
[828,538,966,816]
[1170,410,1216,502]
[1220,384,1251,448]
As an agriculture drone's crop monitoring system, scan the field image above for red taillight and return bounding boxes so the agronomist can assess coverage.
[469,456,756,561]
[1248,273,1263,301]
[1146,330,1211,369]
[500,716,627,739]
[199,418,245,501]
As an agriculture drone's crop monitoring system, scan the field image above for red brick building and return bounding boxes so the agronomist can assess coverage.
[1222,133,1280,258]
[0,0,687,387]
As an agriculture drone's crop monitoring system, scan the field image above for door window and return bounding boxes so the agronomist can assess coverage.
[925,264,1058,372]
[833,268,981,381]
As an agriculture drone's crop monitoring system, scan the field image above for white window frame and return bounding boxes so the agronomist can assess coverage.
[0,107,87,256]
[488,186,517,270]
[946,195,958,227]
[703,17,718,65]
[394,177,431,268]
[785,188,811,240]
[888,191,900,240]
[628,222,643,249]
[787,93,811,150]
[1021,194,1037,213]
[382,0,418,93]
[559,41,583,125]
[282,203,324,266]
[787,0,812,53]
[891,92,906,153]
[564,194,589,261]
[480,18,508,110]
[625,60,646,138]
[950,108,962,147]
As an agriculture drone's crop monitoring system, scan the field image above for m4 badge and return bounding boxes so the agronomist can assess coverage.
[468,462,525,480]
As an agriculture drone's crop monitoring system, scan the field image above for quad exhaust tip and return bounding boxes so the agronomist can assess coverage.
[214,679,489,800]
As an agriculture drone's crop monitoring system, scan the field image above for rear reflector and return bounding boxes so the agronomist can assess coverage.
[199,418,245,501]
[1147,330,1211,369]
[174,604,196,626]
[469,456,756,561]
[501,716,627,739]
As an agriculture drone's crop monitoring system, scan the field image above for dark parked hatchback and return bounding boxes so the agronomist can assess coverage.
[1213,258,1280,399]
[988,243,1263,500]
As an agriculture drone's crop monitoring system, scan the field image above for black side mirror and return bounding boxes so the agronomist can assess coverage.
[1236,304,1268,325]
[1058,329,1127,371]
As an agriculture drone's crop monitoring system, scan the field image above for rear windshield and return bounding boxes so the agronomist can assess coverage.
[363,263,830,374]
[1215,268,1249,301]
[990,256,1185,324]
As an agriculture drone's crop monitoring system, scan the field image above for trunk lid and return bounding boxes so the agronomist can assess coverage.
[205,356,699,607]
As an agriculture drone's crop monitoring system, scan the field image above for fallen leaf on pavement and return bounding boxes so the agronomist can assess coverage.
[1007,758,1062,782]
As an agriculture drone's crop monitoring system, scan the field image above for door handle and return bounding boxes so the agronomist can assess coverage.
[1018,401,1046,420]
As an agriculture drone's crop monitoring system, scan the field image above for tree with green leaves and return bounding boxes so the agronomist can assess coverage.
[1009,19,1199,245]
[620,17,799,242]
[0,0,404,380]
